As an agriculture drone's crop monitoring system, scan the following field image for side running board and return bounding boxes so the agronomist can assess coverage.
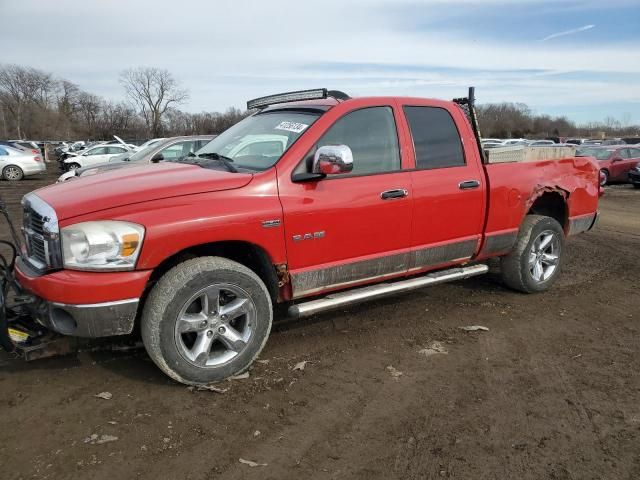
[288,264,489,319]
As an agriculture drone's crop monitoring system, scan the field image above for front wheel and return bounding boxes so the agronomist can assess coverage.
[141,257,272,385]
[500,215,565,293]
[66,162,81,171]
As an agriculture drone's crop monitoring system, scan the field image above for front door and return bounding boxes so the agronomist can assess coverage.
[279,105,413,299]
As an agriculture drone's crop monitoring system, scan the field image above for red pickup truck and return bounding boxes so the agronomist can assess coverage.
[1,88,600,385]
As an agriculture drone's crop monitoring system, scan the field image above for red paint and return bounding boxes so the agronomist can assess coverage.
[17,95,600,306]
[592,146,640,182]
[15,266,151,304]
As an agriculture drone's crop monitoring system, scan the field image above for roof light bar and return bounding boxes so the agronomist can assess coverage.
[247,88,328,110]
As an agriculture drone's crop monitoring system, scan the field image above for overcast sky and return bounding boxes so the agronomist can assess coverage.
[2,0,639,124]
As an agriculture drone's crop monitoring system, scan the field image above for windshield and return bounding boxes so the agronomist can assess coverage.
[195,110,321,171]
[124,143,161,162]
[576,148,614,160]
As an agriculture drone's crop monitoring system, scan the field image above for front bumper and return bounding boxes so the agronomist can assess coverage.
[26,296,140,337]
[14,257,152,338]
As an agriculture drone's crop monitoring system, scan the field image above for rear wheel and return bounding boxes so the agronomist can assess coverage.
[500,215,565,293]
[2,165,24,181]
[600,169,609,186]
[141,257,272,385]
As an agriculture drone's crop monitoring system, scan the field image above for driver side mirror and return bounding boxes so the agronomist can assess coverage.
[312,145,354,175]
[151,153,164,163]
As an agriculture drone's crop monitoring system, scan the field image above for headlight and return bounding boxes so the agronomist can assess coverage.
[61,221,145,271]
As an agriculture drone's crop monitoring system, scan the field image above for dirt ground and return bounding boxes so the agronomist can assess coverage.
[1,165,639,480]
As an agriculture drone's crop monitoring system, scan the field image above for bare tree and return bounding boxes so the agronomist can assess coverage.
[0,65,55,138]
[120,67,189,137]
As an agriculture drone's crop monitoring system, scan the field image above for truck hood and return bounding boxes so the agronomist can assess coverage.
[36,161,253,220]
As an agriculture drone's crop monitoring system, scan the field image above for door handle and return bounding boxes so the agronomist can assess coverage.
[380,189,409,200]
[458,180,480,190]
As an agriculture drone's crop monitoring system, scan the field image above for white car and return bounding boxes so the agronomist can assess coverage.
[0,145,46,181]
[529,140,556,146]
[502,139,529,146]
[63,144,131,170]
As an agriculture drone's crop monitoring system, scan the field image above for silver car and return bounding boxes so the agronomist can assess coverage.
[0,145,46,181]
[58,135,215,181]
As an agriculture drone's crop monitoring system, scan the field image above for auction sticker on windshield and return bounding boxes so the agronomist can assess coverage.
[275,121,309,134]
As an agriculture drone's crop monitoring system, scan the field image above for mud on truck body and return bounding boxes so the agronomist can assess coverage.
[0,88,601,385]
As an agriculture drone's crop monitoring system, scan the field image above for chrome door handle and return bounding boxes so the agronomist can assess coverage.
[380,189,409,200]
[458,180,480,190]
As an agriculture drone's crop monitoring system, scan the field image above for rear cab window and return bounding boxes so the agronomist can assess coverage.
[403,106,465,170]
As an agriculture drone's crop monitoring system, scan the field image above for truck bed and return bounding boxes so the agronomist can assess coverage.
[485,145,579,164]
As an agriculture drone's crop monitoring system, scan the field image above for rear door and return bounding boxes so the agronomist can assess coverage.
[400,103,485,272]
[106,146,128,160]
[279,105,413,298]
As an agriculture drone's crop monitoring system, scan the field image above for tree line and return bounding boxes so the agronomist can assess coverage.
[0,63,637,141]
[477,102,639,139]
[0,64,246,141]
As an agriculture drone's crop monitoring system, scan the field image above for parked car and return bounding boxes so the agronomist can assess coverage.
[582,139,603,146]
[0,145,46,181]
[502,138,529,146]
[58,136,215,181]
[577,146,640,185]
[61,143,132,171]
[8,140,41,155]
[601,138,626,146]
[481,141,504,149]
[134,138,166,151]
[529,140,557,146]
[3,88,600,385]
[628,163,640,188]
[0,140,35,154]
[565,138,586,145]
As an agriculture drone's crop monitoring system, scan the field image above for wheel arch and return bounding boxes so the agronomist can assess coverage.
[526,190,568,233]
[146,240,280,303]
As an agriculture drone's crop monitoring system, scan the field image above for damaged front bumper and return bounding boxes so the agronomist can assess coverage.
[13,257,151,338]
[24,295,139,338]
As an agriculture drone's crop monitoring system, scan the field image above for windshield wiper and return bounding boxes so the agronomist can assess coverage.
[179,152,238,173]
[195,152,234,162]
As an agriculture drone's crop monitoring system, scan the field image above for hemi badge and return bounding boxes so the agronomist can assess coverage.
[262,219,281,228]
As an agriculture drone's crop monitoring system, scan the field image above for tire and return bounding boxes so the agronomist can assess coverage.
[2,165,24,181]
[633,184,640,189]
[66,163,80,171]
[141,257,273,385]
[600,169,609,186]
[500,215,565,293]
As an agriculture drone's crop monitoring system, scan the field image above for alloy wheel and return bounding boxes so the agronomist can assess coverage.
[174,283,256,367]
[528,230,560,283]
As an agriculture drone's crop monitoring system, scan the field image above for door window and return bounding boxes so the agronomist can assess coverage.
[312,106,400,176]
[160,141,196,159]
[107,146,126,154]
[403,106,465,170]
[0,147,7,156]
[85,147,108,156]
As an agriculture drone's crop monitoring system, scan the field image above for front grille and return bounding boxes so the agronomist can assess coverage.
[22,193,62,272]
